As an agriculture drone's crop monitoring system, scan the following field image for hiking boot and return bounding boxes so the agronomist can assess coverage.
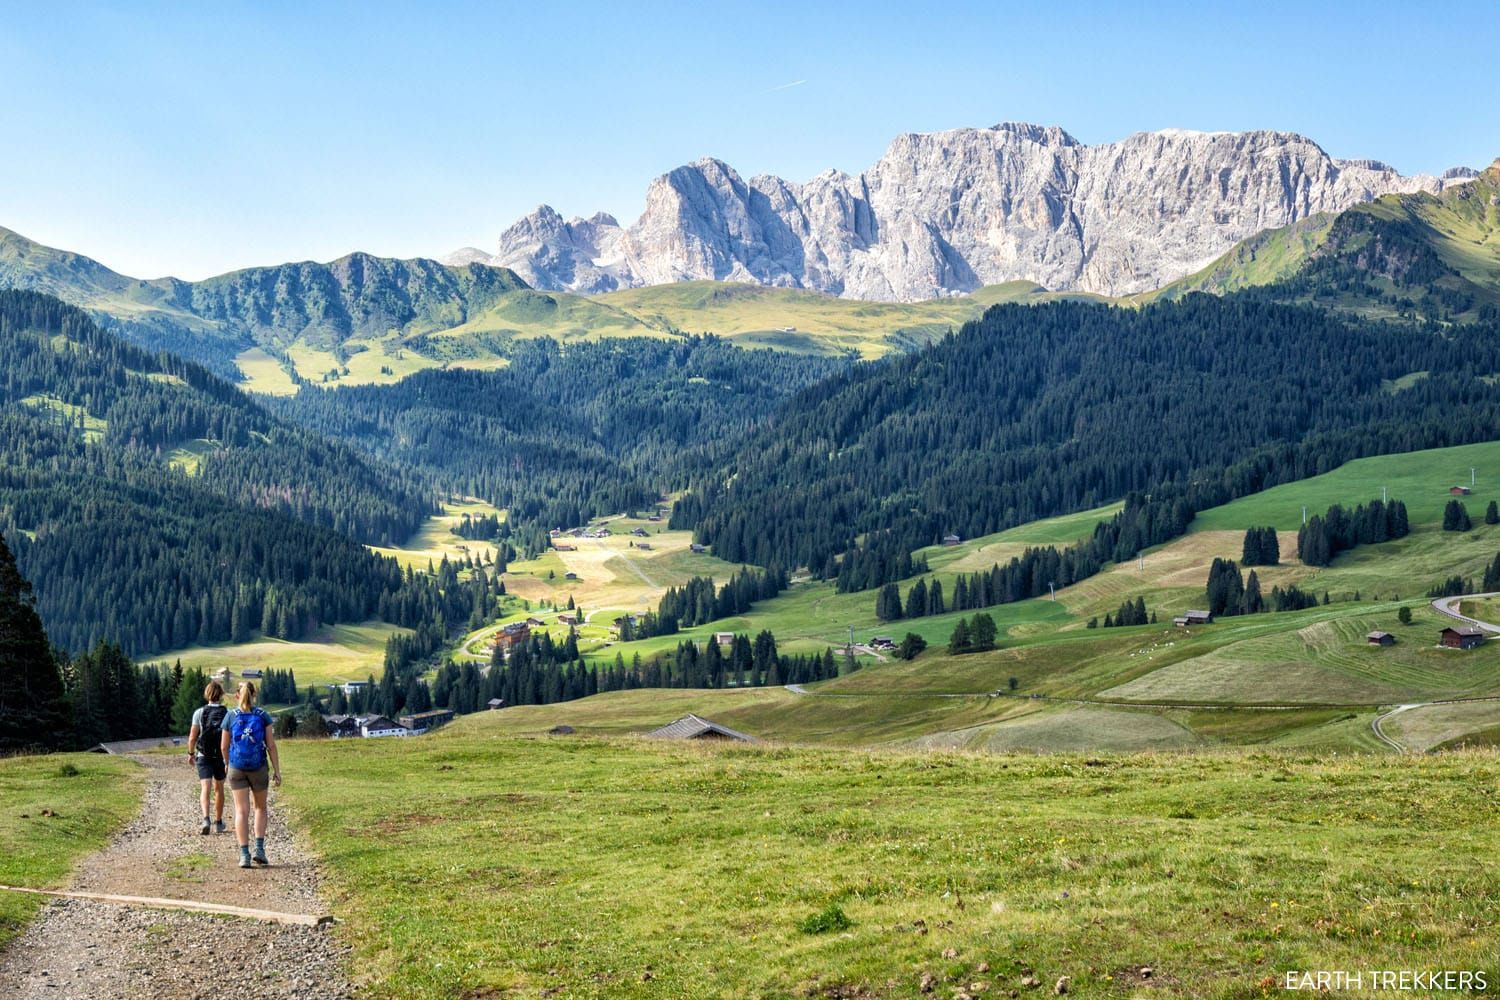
[214,820,226,834]
[239,853,253,869]
[252,848,269,866]
[200,818,211,835]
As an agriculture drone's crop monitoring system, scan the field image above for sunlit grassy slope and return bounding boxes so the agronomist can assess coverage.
[228,279,1104,387]
[149,620,408,689]
[281,734,1499,999]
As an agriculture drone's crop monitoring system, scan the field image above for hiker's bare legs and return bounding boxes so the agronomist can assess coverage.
[199,778,212,819]
[212,779,226,821]
[251,787,269,838]
[232,786,251,846]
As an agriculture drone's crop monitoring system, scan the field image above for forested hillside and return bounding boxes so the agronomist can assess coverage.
[0,291,444,653]
[673,295,1500,588]
[270,337,848,552]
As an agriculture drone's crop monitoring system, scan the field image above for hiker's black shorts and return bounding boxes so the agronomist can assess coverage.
[196,757,226,782]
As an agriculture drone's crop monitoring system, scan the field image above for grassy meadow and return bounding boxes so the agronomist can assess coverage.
[280,732,1500,999]
[1191,440,1500,532]
[148,620,408,690]
[0,754,143,948]
[232,346,298,395]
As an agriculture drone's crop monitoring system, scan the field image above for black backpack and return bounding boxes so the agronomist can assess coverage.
[198,704,227,759]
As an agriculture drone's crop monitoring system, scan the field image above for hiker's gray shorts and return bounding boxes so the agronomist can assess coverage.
[227,765,269,792]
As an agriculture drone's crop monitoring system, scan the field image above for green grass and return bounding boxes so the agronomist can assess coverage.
[165,437,220,476]
[1192,440,1500,532]
[0,754,143,947]
[280,734,1500,998]
[233,347,298,396]
[368,498,508,570]
[592,280,1095,360]
[18,393,107,443]
[149,620,409,687]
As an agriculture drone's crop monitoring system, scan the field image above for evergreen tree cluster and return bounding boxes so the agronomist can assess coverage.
[0,292,460,655]
[1240,527,1281,566]
[675,296,1500,591]
[0,290,431,545]
[643,566,790,636]
[1296,499,1410,567]
[1427,576,1473,599]
[1103,597,1152,628]
[254,667,299,705]
[1205,559,1265,617]
[270,336,845,556]
[452,513,503,541]
[1268,584,1320,612]
[876,492,1194,621]
[893,633,928,660]
[1443,499,1473,532]
[947,613,998,655]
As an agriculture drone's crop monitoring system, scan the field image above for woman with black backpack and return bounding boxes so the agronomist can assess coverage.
[185,680,229,836]
[220,681,282,869]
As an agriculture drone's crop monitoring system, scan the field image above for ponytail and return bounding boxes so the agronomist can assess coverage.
[237,681,256,712]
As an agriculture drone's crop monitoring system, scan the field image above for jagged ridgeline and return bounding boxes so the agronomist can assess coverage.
[673,295,1500,589]
[0,291,440,654]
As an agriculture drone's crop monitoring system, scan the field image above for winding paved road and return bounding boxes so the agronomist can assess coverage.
[1428,591,1500,632]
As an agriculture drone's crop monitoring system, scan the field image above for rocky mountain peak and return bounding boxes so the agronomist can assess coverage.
[466,123,1474,299]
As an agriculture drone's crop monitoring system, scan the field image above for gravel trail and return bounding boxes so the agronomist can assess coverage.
[0,754,357,999]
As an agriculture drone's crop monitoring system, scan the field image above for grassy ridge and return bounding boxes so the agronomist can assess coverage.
[1192,440,1500,532]
[0,754,143,947]
[281,734,1499,999]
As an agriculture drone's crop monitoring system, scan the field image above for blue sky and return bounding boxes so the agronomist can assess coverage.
[2,1,1495,279]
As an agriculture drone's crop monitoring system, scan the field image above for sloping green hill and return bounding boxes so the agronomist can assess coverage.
[1153,158,1500,322]
[0,290,436,654]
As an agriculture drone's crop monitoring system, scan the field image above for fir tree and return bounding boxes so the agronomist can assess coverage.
[0,530,70,751]
[947,618,972,655]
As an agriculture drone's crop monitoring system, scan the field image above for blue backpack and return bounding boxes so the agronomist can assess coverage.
[227,708,268,770]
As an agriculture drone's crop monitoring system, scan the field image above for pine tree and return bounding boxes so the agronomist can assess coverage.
[947,618,972,655]
[1443,499,1473,532]
[971,613,998,651]
[170,666,210,734]
[1487,501,1499,526]
[904,579,928,619]
[0,530,70,751]
[1243,570,1263,615]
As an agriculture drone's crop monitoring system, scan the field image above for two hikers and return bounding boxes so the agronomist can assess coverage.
[185,681,228,835]
[186,678,283,868]
[221,680,283,869]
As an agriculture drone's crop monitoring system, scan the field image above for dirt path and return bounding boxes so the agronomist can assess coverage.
[0,754,355,999]
[1371,703,1420,752]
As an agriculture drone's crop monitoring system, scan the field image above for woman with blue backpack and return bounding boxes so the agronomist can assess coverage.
[219,680,283,869]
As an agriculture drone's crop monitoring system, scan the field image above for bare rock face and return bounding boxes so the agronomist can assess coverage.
[486,206,628,292]
[473,123,1469,299]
